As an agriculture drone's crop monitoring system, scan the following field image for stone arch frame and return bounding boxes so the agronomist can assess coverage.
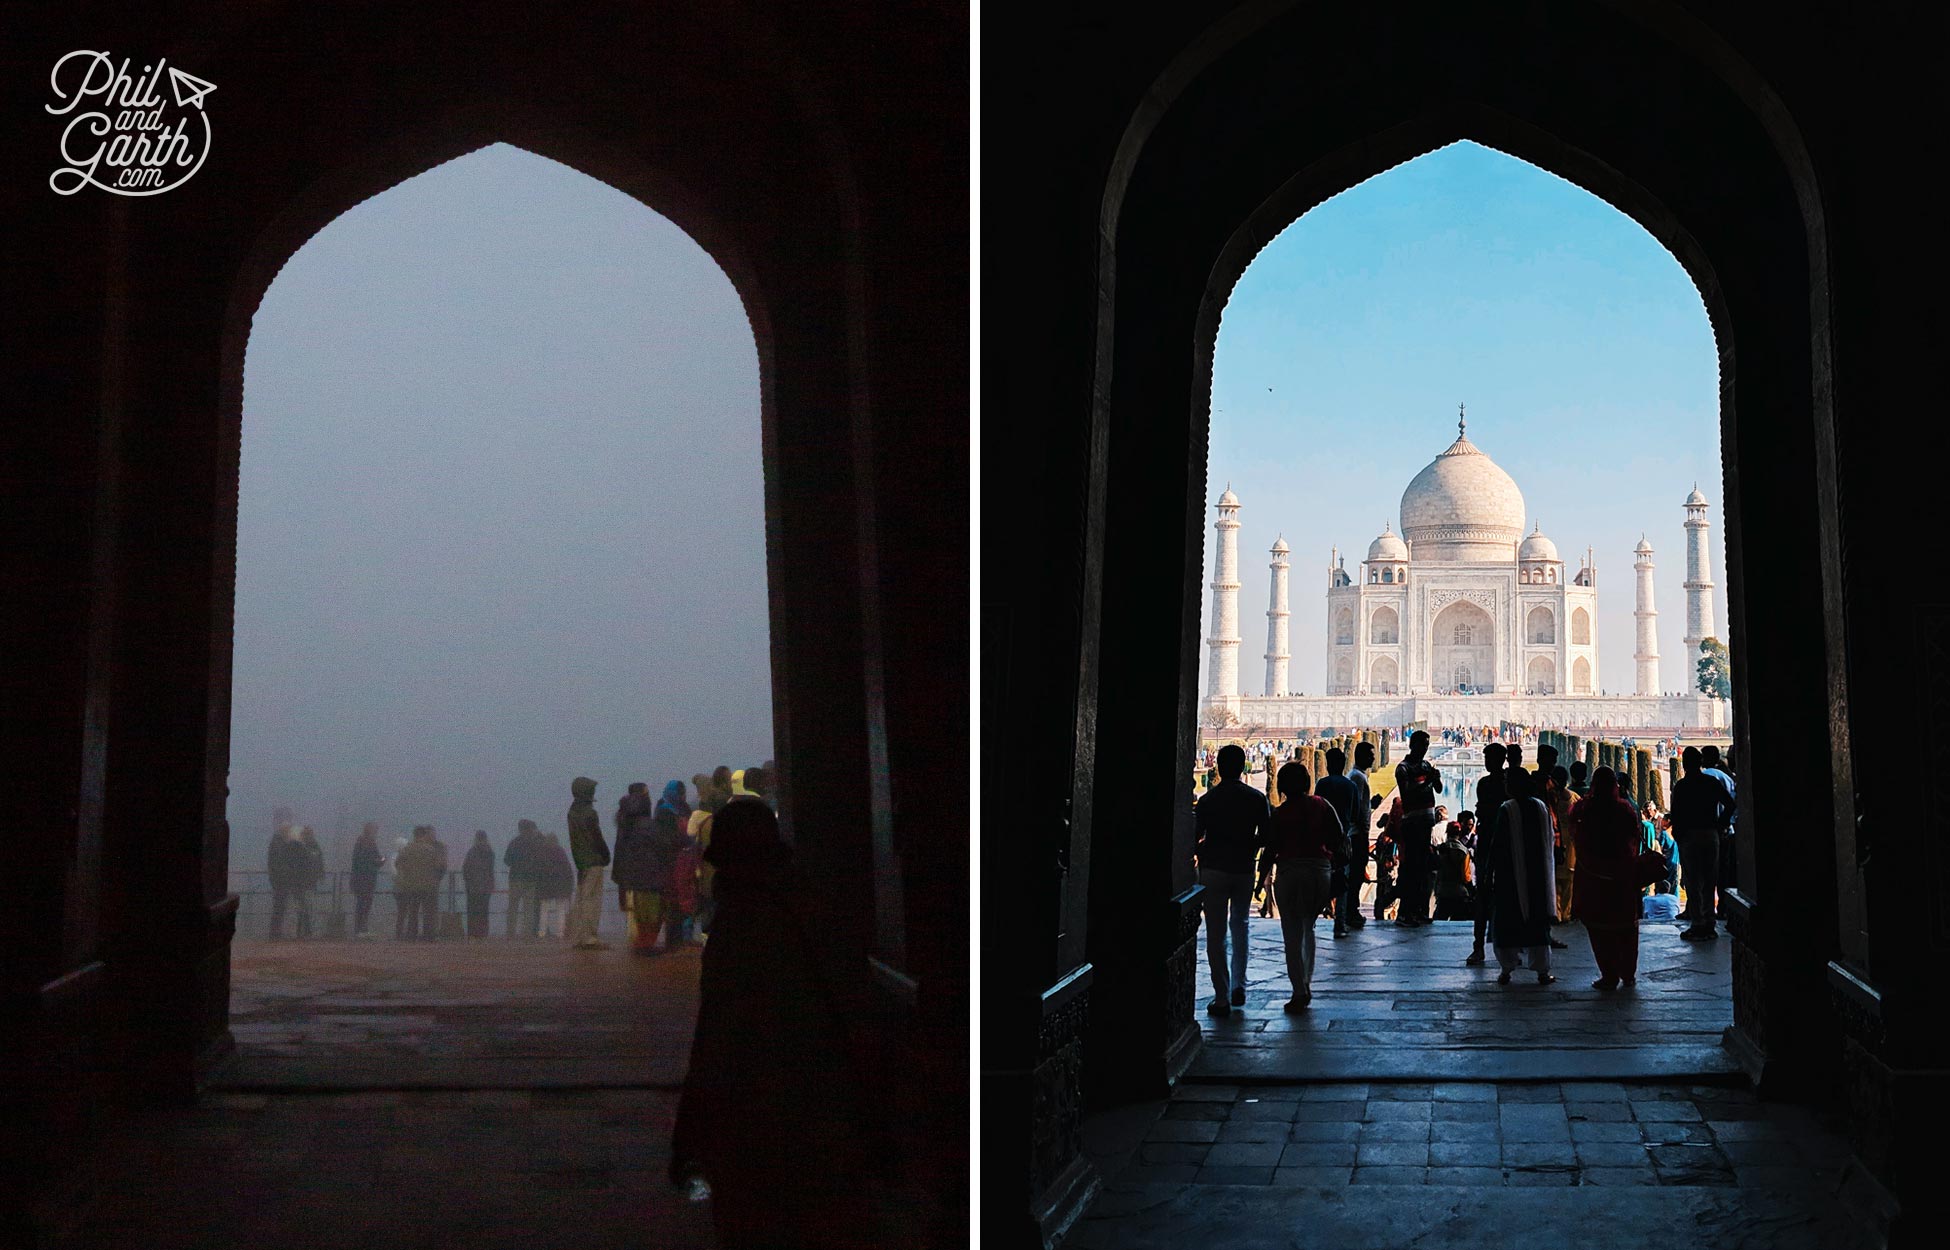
[1573,655,1594,693]
[1572,606,1593,645]
[67,18,951,1115]
[1371,654,1399,693]
[1334,655,1353,689]
[1528,605,1556,644]
[1054,0,1862,1144]
[1370,605,1400,645]
[1334,606,1354,645]
[1528,654,1557,693]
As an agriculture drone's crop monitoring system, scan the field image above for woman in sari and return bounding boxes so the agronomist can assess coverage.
[1480,765,1557,985]
[1572,767,1644,990]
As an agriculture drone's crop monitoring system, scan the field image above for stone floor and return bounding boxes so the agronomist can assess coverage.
[1193,916,1734,1080]
[1065,911,1863,1249]
[216,936,700,1087]
[1071,1080,1863,1250]
[70,1088,714,1249]
[67,939,715,1247]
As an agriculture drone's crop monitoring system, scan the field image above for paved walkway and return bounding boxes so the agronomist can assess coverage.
[1072,1080,1861,1250]
[1064,911,1842,1248]
[70,939,713,1247]
[1194,917,1734,1080]
[214,937,700,1087]
[71,1088,714,1249]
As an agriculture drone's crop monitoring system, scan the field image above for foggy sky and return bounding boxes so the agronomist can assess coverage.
[229,144,771,871]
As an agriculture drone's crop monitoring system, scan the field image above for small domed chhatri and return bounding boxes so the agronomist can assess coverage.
[1519,523,1560,564]
[1201,405,1729,733]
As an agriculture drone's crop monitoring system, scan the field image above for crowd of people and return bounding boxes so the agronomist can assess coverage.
[262,763,779,954]
[1193,733,1737,1014]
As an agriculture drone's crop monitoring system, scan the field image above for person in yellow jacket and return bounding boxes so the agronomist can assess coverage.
[688,808,715,940]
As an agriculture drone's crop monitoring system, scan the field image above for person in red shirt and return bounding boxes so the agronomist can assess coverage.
[1257,762,1347,1012]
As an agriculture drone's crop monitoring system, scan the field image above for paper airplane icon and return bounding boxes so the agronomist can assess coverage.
[168,66,217,110]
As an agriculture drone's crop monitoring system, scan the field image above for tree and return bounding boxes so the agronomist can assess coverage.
[1697,637,1732,699]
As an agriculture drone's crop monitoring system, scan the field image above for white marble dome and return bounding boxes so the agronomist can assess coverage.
[1519,524,1560,563]
[1399,428,1526,559]
[1367,524,1407,563]
[1685,485,1708,506]
[1218,485,1240,507]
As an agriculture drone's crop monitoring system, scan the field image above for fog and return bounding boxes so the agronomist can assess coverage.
[229,144,771,873]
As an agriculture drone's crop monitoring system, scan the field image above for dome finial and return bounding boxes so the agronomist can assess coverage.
[1458,401,1466,436]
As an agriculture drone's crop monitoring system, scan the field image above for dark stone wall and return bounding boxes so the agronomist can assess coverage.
[981,1,1941,1245]
[1,3,964,1246]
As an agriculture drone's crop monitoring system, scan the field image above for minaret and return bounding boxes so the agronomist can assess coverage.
[1206,486,1242,704]
[1682,486,1716,659]
[1264,536,1291,696]
[1633,535,1659,695]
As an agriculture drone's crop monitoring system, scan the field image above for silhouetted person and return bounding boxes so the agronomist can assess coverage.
[1702,745,1737,917]
[1467,741,1508,965]
[1343,741,1374,931]
[670,798,873,1249]
[534,833,576,938]
[295,826,325,938]
[392,826,446,941]
[691,772,715,817]
[1481,767,1556,985]
[1571,767,1642,990]
[565,777,611,949]
[1259,762,1345,1010]
[1671,747,1733,940]
[266,825,310,940]
[688,807,718,939]
[1545,764,1575,926]
[350,822,384,938]
[1432,820,1475,920]
[1393,730,1442,925]
[705,766,735,814]
[613,783,658,950]
[1315,748,1359,939]
[503,819,545,939]
[463,831,495,939]
[616,781,691,954]
[744,766,772,810]
[1568,758,1590,800]
[1193,744,1271,1016]
[1371,795,1398,921]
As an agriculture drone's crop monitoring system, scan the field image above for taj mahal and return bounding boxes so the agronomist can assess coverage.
[1203,408,1730,734]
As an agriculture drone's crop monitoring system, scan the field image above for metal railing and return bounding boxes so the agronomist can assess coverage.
[227,869,587,941]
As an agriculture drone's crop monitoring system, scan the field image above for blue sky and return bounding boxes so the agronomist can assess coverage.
[232,144,771,869]
[1200,140,1727,698]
